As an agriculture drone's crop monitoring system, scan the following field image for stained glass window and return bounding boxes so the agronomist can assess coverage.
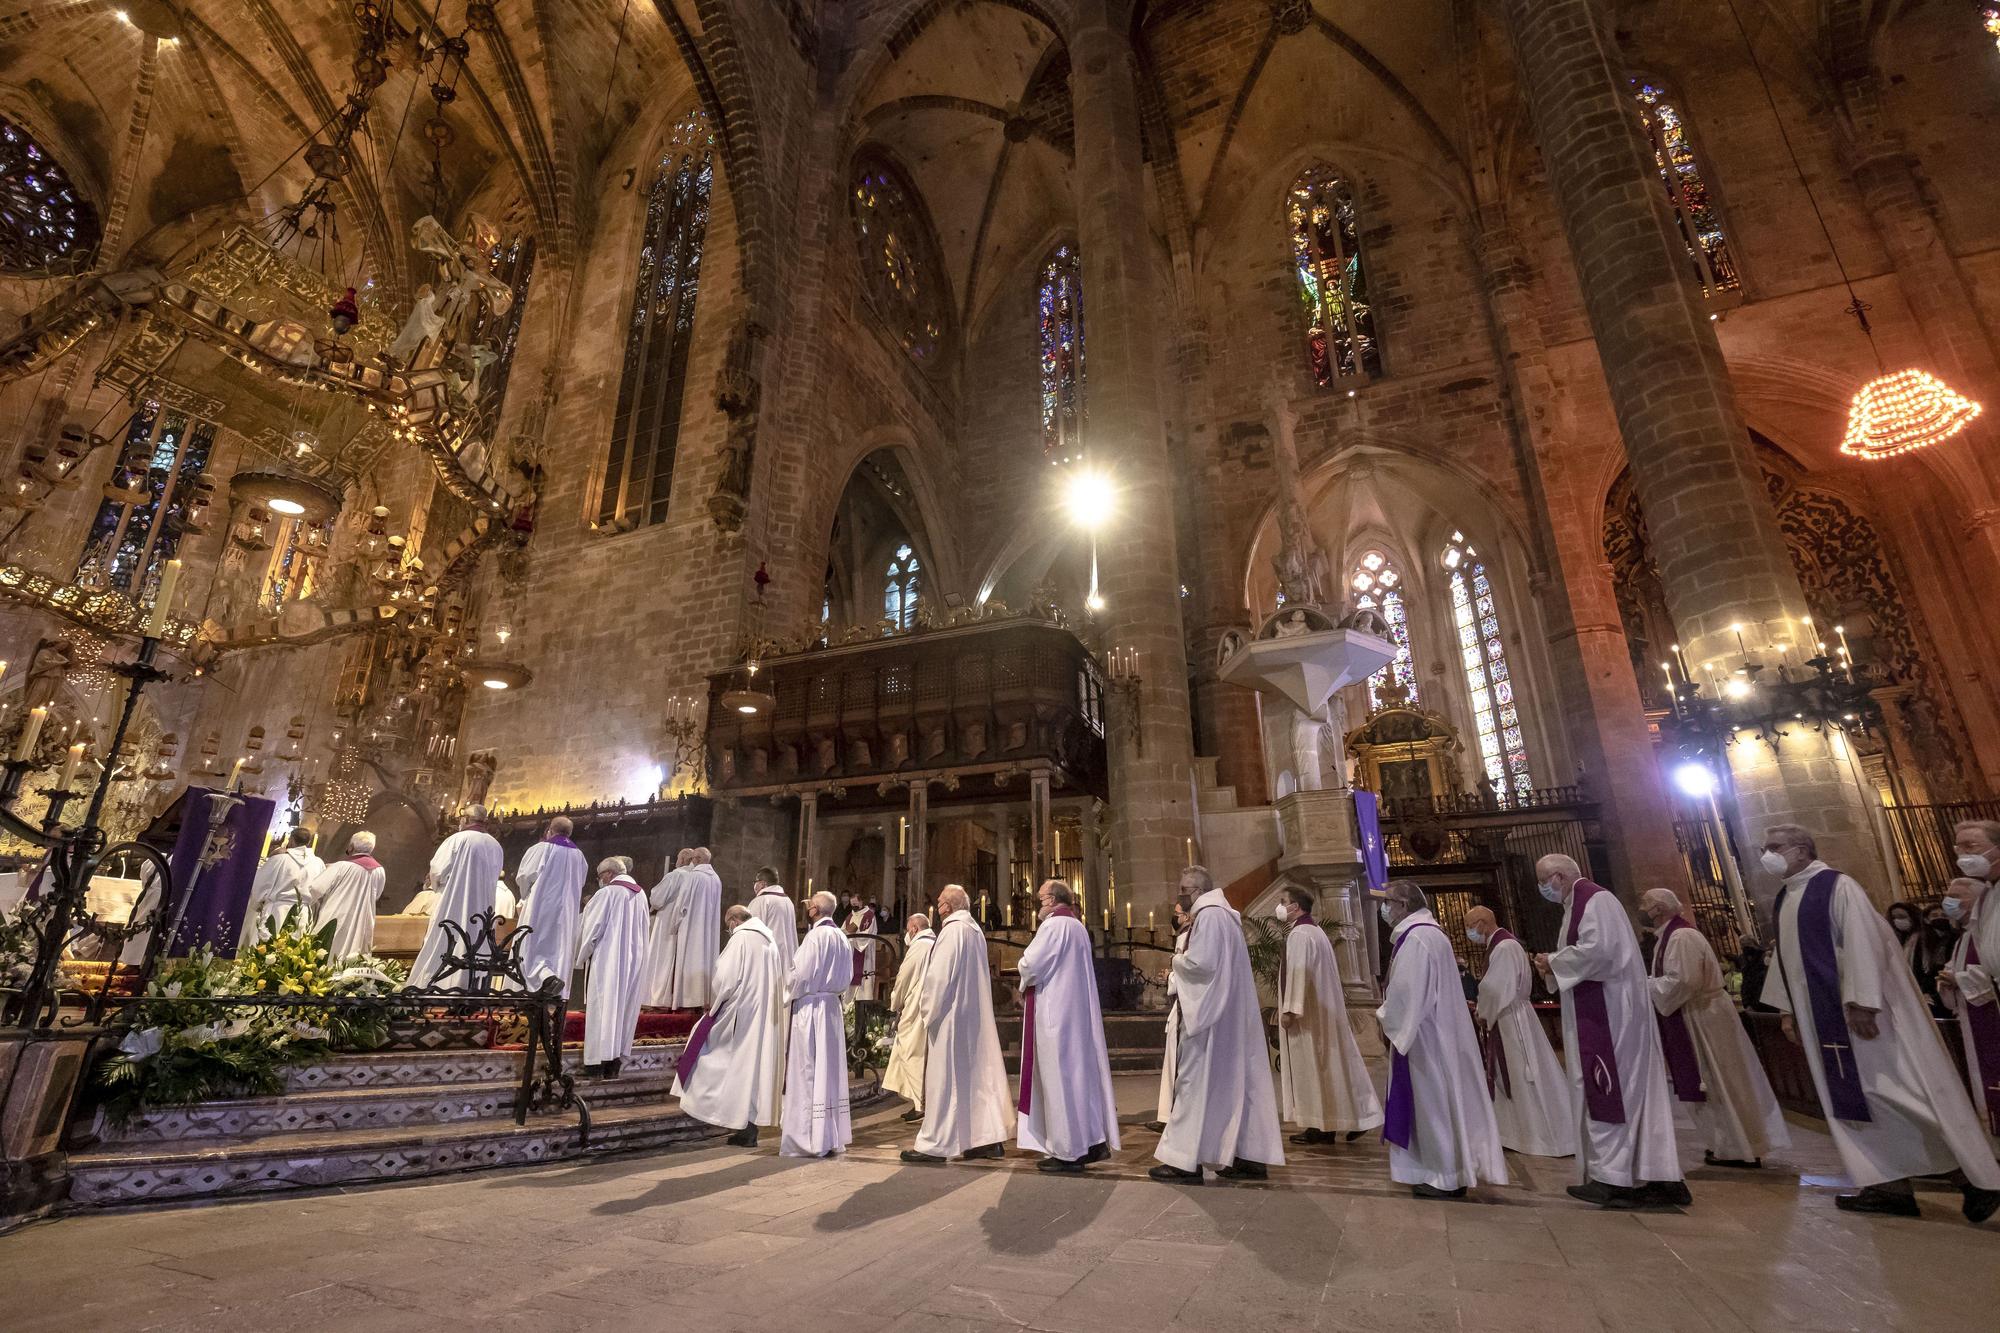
[76,402,215,602]
[1631,82,1740,297]
[1039,243,1085,464]
[851,151,952,373]
[600,110,712,530]
[1988,7,2000,55]
[0,115,99,274]
[471,234,535,431]
[1442,530,1533,801]
[1288,165,1381,386]
[262,516,332,609]
[884,543,921,631]
[1348,549,1417,709]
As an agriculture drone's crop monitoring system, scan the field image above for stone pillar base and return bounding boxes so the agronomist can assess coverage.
[2,1031,95,1228]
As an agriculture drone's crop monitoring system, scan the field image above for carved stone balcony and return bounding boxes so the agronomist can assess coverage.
[705,618,1107,809]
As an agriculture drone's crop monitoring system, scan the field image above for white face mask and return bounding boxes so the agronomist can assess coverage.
[1942,898,1965,922]
[1379,901,1395,925]
[1758,850,1791,876]
[1538,880,1561,904]
[1465,927,1484,945]
[1958,853,1993,879]
[1272,904,1292,922]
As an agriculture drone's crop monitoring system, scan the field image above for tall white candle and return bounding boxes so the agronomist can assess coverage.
[58,741,85,790]
[144,559,182,637]
[13,706,45,762]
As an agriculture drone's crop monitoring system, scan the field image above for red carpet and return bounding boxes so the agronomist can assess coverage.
[561,1007,700,1045]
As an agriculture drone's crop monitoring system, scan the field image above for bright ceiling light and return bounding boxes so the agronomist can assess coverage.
[1672,762,1717,799]
[267,497,306,515]
[1063,469,1115,531]
[1723,677,1752,701]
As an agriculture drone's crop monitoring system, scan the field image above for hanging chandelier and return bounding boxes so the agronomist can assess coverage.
[1840,367,1982,460]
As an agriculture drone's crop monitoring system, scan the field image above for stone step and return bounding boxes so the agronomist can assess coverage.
[66,1081,888,1208]
[281,1042,676,1093]
[84,1065,679,1148]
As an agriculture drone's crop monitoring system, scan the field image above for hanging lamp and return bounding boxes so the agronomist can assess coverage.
[1724,0,1983,461]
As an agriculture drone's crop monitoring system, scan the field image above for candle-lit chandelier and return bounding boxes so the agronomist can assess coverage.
[1840,367,1982,460]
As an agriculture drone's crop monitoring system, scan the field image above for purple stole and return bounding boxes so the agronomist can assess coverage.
[1382,920,1445,1150]
[1017,905,1079,1115]
[849,909,875,985]
[546,835,577,851]
[1564,880,1627,1125]
[1962,929,2000,1135]
[349,855,381,872]
[676,1003,722,1085]
[1649,916,1707,1103]
[1482,929,1515,1099]
[1776,868,1871,1122]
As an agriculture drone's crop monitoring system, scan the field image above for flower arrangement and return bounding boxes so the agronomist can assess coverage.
[844,1002,893,1080]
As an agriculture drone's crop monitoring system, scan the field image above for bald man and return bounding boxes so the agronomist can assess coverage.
[883,912,937,1121]
[1638,888,1788,1168]
[1466,905,1574,1158]
[904,885,1013,1163]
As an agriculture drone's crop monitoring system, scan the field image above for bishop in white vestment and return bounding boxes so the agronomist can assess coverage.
[1938,875,2000,1152]
[1016,882,1119,1171]
[1466,906,1574,1158]
[1377,881,1507,1198]
[883,914,936,1117]
[1639,889,1788,1167]
[239,831,325,948]
[513,818,588,998]
[674,907,786,1145]
[410,807,505,989]
[574,858,651,1073]
[1151,867,1285,1184]
[782,893,853,1158]
[1758,825,2000,1222]
[304,832,386,960]
[748,866,799,960]
[1276,887,1382,1143]
[644,849,693,1004]
[905,885,1013,1162]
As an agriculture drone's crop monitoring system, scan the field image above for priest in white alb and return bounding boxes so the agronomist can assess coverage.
[782,891,853,1158]
[644,849,692,1003]
[1146,900,1191,1134]
[1466,905,1574,1158]
[883,912,936,1122]
[240,829,324,948]
[903,884,1013,1163]
[1151,865,1285,1185]
[1759,824,2000,1222]
[1533,854,1687,1209]
[304,831,386,960]
[645,847,720,1009]
[1938,872,2000,1152]
[1377,880,1507,1199]
[748,864,798,960]
[846,892,880,1003]
[513,816,587,998]
[409,806,505,989]
[674,905,786,1147]
[1275,886,1382,1146]
[574,856,651,1077]
[1016,881,1119,1172]
[1639,888,1788,1168]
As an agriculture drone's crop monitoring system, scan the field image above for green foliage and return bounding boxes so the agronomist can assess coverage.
[845,1002,893,1080]
[1243,912,1348,991]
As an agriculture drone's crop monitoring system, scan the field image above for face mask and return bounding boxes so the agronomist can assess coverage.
[1758,850,1790,876]
[1942,898,1965,922]
[1379,901,1395,925]
[1538,880,1561,904]
[1272,905,1291,922]
[1465,927,1484,945]
[1958,853,1993,879]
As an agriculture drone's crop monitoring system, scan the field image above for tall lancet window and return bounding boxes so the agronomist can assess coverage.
[884,543,921,632]
[1348,549,1416,709]
[472,234,536,430]
[76,401,216,602]
[1631,82,1740,297]
[1038,243,1085,465]
[1442,530,1532,800]
[600,109,713,531]
[1287,165,1381,387]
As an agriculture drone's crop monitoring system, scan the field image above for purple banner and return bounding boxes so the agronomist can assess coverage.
[1354,790,1388,895]
[162,787,277,956]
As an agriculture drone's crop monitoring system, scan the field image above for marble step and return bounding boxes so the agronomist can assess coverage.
[994,1012,1169,1052]
[65,1081,888,1208]
[84,1065,678,1147]
[281,1041,677,1093]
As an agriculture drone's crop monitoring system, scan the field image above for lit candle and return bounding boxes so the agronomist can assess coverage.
[144,559,182,637]
[1834,624,1852,663]
[1053,828,1062,863]
[1670,641,1690,679]
[226,756,245,790]
[1125,901,1133,928]
[1185,836,1194,866]
[13,706,45,762]
[1102,907,1111,931]
[58,741,85,790]
[978,892,988,922]
[1660,661,1676,700]
[1148,907,1156,930]
[898,817,907,856]
[1003,897,1013,928]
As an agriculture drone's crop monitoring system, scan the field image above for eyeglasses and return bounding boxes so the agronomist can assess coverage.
[1759,842,1797,854]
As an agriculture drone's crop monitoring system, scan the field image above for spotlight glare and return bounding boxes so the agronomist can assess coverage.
[1723,677,1752,701]
[1062,469,1115,531]
[1672,762,1717,799]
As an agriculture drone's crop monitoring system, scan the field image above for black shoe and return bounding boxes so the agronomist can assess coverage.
[603,1058,622,1080]
[1566,1181,1612,1205]
[1961,1186,1999,1225]
[1149,1164,1203,1185]
[963,1142,1005,1160]
[1038,1156,1087,1174]
[1345,1129,1367,1142]
[900,1149,947,1164]
[725,1125,759,1147]
[1216,1159,1268,1182]
[1834,1187,1921,1217]
[1411,1183,1468,1201]
[1567,1181,1646,1209]
[899,1106,924,1123]
[1290,1129,1334,1146]
[1646,1180,1693,1208]
[1083,1141,1110,1164]
[1143,1120,1167,1134]
[1703,1152,1762,1169]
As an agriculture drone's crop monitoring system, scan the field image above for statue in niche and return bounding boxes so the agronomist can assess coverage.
[1215,629,1245,667]
[1274,609,1313,639]
[461,749,498,809]
[386,215,515,390]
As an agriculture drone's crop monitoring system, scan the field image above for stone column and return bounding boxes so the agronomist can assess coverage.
[1497,0,1884,893]
[905,781,929,911]
[1071,0,1199,913]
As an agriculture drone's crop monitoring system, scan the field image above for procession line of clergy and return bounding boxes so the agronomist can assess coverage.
[1758,823,1999,1223]
[645,847,722,1009]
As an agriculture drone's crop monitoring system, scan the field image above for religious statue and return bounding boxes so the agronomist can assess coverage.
[461,749,498,809]
[385,215,515,388]
[1215,629,1245,667]
[1274,609,1313,638]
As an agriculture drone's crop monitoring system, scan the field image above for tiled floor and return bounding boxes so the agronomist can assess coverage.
[4,1073,1995,1332]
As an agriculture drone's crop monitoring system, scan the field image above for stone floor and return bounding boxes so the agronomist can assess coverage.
[5,1074,1996,1332]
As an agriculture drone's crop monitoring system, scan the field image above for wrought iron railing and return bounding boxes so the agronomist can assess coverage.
[1879,798,2000,904]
